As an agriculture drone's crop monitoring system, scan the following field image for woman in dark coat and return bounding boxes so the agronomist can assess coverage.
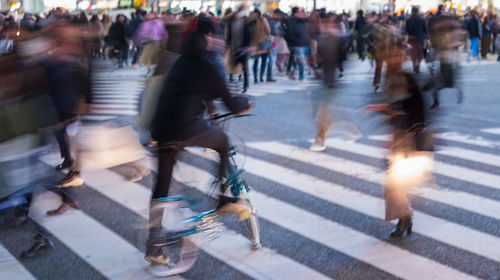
[106,14,128,67]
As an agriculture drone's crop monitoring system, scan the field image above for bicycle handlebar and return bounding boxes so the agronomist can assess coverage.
[208,113,253,122]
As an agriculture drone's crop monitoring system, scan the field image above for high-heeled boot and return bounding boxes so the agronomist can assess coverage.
[390,215,412,237]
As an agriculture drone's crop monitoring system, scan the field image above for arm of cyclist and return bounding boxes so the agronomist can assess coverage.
[206,63,252,115]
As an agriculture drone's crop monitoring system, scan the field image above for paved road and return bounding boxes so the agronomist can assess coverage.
[1,57,500,280]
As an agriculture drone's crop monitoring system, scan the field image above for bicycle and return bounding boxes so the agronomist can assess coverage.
[147,113,260,277]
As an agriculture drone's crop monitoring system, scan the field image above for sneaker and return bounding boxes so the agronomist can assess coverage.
[145,238,172,265]
[146,237,198,277]
[203,148,216,154]
[309,142,326,152]
[126,166,150,182]
[57,171,83,188]
[217,195,251,221]
[21,234,54,259]
[55,159,73,171]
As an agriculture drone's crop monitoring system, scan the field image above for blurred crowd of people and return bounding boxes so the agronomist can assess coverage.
[0,2,489,271]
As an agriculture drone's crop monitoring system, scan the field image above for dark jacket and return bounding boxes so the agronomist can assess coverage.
[354,15,365,32]
[284,17,310,47]
[126,16,144,39]
[317,32,340,88]
[107,21,128,47]
[466,18,482,39]
[406,14,427,44]
[152,32,248,142]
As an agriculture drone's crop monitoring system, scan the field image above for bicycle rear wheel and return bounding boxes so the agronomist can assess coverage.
[239,186,261,250]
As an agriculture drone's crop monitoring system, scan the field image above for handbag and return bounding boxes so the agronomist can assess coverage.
[74,125,146,170]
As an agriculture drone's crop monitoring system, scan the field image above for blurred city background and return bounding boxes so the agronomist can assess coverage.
[1,0,500,279]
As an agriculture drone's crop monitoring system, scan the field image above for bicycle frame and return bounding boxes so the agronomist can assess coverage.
[151,145,253,240]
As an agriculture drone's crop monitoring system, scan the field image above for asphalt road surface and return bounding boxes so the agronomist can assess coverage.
[1,56,499,280]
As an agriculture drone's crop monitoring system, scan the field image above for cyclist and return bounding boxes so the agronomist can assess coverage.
[146,15,252,273]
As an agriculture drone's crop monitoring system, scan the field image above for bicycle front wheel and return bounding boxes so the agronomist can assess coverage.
[240,187,261,250]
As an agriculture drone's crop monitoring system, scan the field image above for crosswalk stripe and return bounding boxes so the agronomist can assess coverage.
[428,133,499,149]
[90,109,137,115]
[247,140,500,221]
[92,95,140,99]
[0,244,36,280]
[91,104,138,109]
[79,115,117,121]
[345,137,500,193]
[38,154,330,280]
[92,91,142,96]
[481,127,500,136]
[89,66,144,118]
[175,160,478,280]
[92,99,139,104]
[28,191,156,280]
[370,133,500,149]
[190,146,500,264]
[436,146,500,168]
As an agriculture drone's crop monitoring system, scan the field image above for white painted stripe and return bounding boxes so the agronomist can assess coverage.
[372,133,500,149]
[91,104,138,109]
[0,244,36,280]
[92,92,142,96]
[481,128,500,136]
[367,136,500,192]
[370,134,500,167]
[248,140,500,221]
[191,145,500,264]
[431,132,498,149]
[28,191,155,280]
[93,99,139,104]
[79,115,117,121]
[240,142,500,263]
[39,154,329,280]
[175,160,477,280]
[92,95,140,99]
[90,109,137,115]
[437,146,500,168]
[92,87,142,91]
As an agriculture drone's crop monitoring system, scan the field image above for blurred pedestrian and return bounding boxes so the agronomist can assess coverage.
[89,15,103,58]
[466,11,481,62]
[107,14,129,67]
[224,6,252,93]
[249,9,271,84]
[405,7,426,73]
[134,13,168,75]
[372,14,400,92]
[480,15,492,58]
[309,14,340,152]
[127,9,146,66]
[354,10,366,60]
[284,7,310,81]
[101,14,112,59]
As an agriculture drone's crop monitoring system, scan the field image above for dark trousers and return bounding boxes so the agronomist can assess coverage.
[287,49,296,73]
[234,53,249,90]
[152,123,229,199]
[120,45,129,64]
[252,53,269,82]
[131,46,141,65]
[54,128,72,163]
[356,36,365,59]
